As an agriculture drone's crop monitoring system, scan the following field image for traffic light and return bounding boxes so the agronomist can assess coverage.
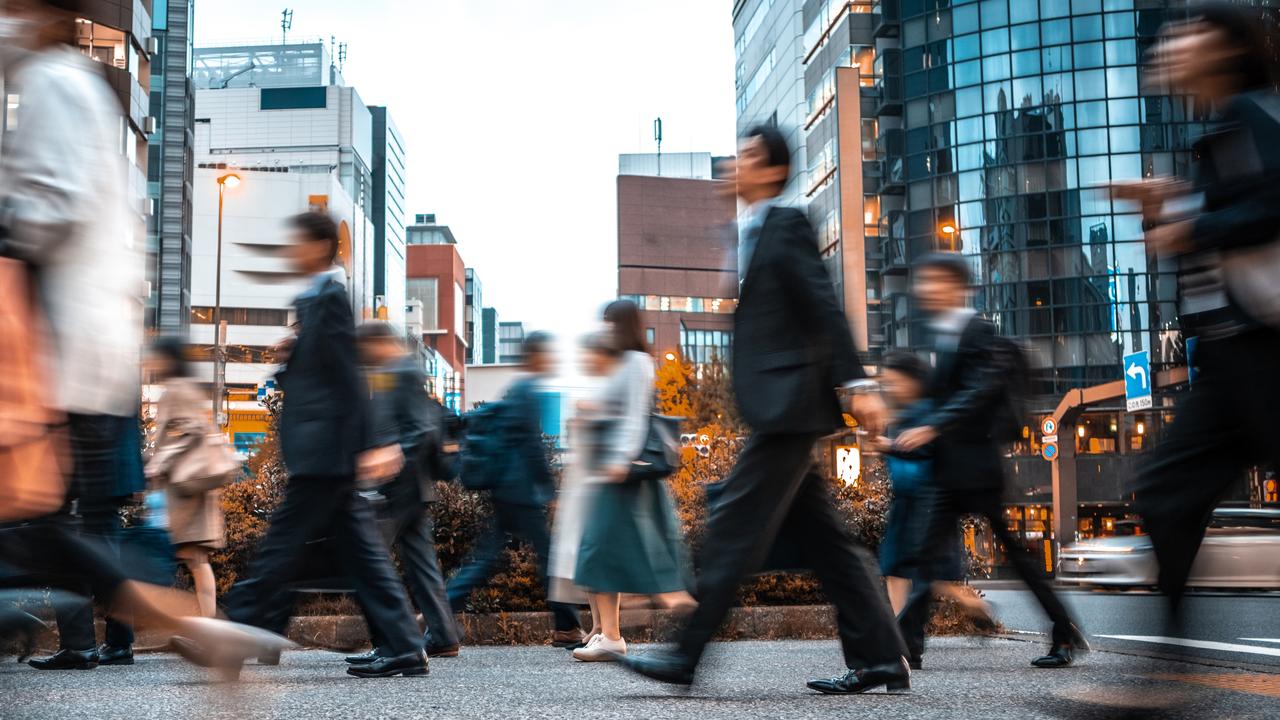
[1264,478,1278,505]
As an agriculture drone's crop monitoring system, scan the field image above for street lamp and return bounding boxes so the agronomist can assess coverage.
[939,222,958,251]
[213,173,241,428]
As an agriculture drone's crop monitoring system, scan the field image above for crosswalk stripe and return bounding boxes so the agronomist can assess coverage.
[1097,635,1280,657]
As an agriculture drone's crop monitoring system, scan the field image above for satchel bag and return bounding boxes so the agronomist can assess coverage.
[626,414,683,482]
[168,431,240,497]
[0,258,67,522]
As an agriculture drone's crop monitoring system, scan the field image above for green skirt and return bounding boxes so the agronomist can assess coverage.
[573,478,690,594]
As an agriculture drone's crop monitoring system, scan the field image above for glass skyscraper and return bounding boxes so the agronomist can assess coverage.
[873,0,1204,398]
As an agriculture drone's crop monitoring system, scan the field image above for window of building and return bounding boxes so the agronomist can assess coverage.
[190,307,290,326]
[407,278,439,331]
[646,328,656,346]
[1076,412,1119,454]
[75,20,128,71]
[260,86,328,111]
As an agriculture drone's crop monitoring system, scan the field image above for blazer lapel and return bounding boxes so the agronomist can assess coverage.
[738,207,775,303]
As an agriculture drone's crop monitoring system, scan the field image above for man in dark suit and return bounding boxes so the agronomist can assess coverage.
[343,321,461,665]
[219,212,426,679]
[616,126,909,695]
[444,332,585,647]
[893,253,1084,669]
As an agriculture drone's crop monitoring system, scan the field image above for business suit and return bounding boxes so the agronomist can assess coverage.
[366,357,460,650]
[897,313,1075,662]
[445,376,581,633]
[675,205,906,670]
[223,276,421,658]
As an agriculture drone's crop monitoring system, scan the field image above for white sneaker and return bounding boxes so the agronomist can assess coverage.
[572,634,626,662]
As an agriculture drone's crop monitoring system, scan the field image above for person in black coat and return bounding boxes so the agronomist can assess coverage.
[219,212,426,679]
[616,125,910,695]
[343,321,462,666]
[444,332,585,646]
[893,253,1083,669]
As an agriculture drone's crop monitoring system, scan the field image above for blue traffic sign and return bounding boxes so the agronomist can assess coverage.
[1041,442,1059,461]
[1123,350,1152,412]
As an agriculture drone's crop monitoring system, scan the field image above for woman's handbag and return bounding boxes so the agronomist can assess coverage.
[626,414,683,482]
[0,258,67,522]
[166,431,240,497]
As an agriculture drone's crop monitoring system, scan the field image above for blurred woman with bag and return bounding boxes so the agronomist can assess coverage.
[145,338,235,618]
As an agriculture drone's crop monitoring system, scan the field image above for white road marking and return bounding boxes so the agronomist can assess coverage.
[1239,638,1280,645]
[1098,635,1280,657]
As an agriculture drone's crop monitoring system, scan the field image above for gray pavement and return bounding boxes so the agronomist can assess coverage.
[2,637,1277,719]
[980,585,1280,669]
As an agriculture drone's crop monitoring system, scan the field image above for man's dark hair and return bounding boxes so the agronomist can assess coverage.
[1192,2,1279,92]
[356,320,399,341]
[880,350,930,387]
[914,252,971,286]
[743,124,791,190]
[150,335,190,379]
[522,331,554,357]
[288,212,341,264]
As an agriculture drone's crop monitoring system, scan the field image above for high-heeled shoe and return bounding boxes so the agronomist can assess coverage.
[0,608,48,663]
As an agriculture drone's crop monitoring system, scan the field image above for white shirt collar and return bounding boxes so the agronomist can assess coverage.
[930,306,975,334]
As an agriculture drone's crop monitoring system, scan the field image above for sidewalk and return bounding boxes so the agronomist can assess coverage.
[2,637,1275,719]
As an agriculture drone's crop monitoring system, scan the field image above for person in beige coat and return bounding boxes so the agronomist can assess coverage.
[145,338,225,618]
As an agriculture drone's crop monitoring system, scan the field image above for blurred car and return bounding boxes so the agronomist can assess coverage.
[1057,508,1280,589]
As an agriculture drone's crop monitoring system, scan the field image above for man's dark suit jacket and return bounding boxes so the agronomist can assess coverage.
[276,277,365,480]
[365,354,443,503]
[922,314,1006,491]
[731,206,865,435]
[489,376,555,508]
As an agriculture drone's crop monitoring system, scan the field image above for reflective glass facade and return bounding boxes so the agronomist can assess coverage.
[876,0,1204,397]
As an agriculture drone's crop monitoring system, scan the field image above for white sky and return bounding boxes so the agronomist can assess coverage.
[195,0,739,338]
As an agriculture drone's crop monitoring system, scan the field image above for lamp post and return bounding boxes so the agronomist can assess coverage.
[939,222,957,251]
[213,173,241,428]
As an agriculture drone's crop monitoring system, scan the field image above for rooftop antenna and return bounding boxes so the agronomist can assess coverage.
[281,8,293,45]
[653,117,663,177]
[338,42,348,72]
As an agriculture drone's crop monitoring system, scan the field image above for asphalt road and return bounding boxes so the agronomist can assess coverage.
[2,638,1277,720]
[979,583,1280,669]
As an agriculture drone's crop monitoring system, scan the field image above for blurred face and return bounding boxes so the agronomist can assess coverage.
[879,368,922,409]
[145,350,177,380]
[913,266,968,314]
[721,136,788,203]
[286,230,332,275]
[359,336,400,366]
[525,348,553,375]
[0,0,72,49]
[1152,20,1241,101]
[584,348,615,377]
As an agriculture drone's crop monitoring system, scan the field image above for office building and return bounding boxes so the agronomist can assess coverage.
[617,152,729,179]
[479,307,501,365]
[147,0,196,334]
[407,242,468,411]
[498,321,526,364]
[464,268,482,364]
[617,155,738,365]
[370,106,408,328]
[406,213,458,246]
[189,42,378,450]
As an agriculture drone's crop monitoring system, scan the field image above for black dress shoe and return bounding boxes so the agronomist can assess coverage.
[807,657,911,694]
[1032,624,1089,669]
[426,643,460,658]
[0,609,47,663]
[96,644,134,666]
[612,650,696,686]
[257,648,281,666]
[28,648,98,670]
[345,648,380,665]
[908,657,923,671]
[345,651,428,678]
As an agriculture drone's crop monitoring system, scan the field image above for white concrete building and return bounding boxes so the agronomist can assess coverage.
[189,43,377,389]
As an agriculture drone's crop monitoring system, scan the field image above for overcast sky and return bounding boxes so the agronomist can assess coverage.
[195,0,739,338]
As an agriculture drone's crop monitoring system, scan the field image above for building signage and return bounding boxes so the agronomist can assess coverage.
[1123,350,1152,412]
[835,445,860,486]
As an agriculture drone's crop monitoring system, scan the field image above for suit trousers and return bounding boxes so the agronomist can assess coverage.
[898,487,1075,660]
[1134,328,1280,614]
[446,501,581,633]
[56,413,135,651]
[223,476,421,656]
[371,465,460,649]
[677,432,907,669]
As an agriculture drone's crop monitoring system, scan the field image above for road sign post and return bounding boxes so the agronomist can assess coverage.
[1123,350,1152,412]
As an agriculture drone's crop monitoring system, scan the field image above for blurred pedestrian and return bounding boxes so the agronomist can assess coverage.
[567,303,694,663]
[210,212,427,679]
[143,337,227,619]
[343,321,462,667]
[1117,4,1280,617]
[893,253,1083,669]
[446,332,587,648]
[615,125,909,695]
[874,350,992,670]
[0,0,288,672]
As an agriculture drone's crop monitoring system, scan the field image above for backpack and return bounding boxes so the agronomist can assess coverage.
[458,402,508,490]
[988,334,1032,444]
